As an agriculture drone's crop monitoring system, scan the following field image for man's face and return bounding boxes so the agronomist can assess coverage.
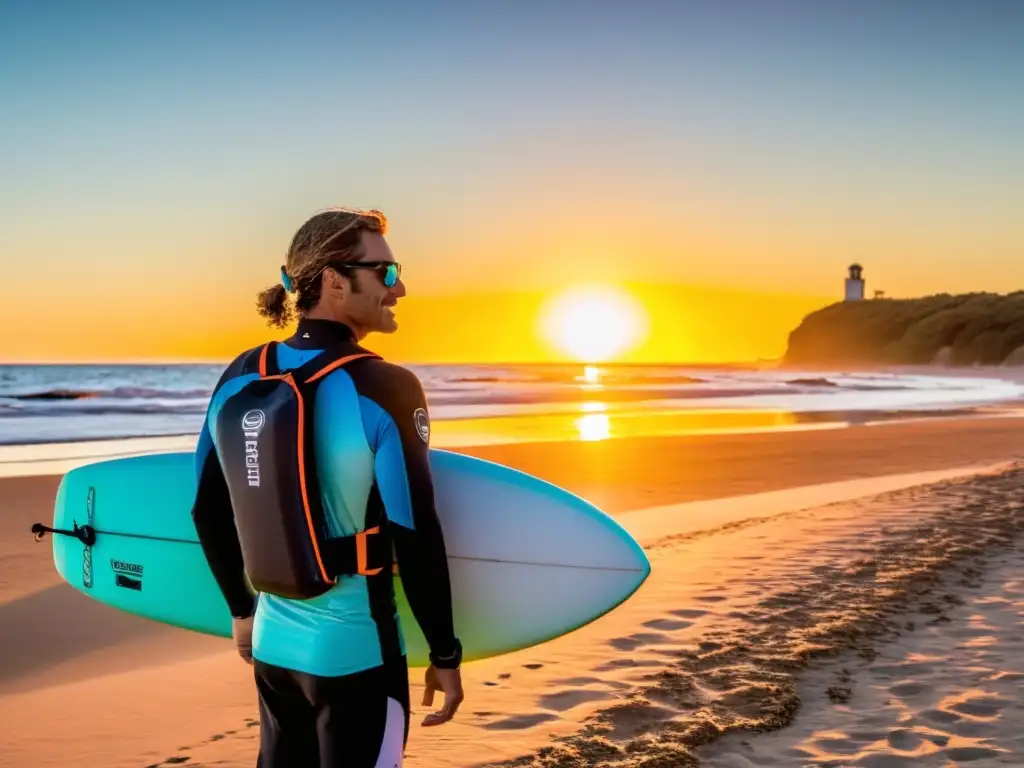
[330,231,406,336]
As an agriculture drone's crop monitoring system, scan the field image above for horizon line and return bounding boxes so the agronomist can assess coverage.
[0,357,783,368]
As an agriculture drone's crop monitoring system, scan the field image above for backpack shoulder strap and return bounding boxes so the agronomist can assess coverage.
[233,342,277,378]
[293,347,380,385]
[257,341,280,377]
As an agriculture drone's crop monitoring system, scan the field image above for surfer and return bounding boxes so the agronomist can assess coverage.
[190,208,464,767]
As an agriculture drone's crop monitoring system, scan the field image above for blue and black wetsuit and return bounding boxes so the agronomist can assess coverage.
[190,317,460,768]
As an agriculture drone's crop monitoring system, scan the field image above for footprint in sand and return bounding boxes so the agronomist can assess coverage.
[609,632,668,651]
[889,680,929,697]
[482,712,559,730]
[642,617,694,631]
[670,608,709,619]
[920,708,962,726]
[594,657,664,672]
[695,594,728,604]
[943,746,1003,761]
[538,688,614,712]
[887,728,925,751]
[485,665,543,686]
[947,695,1008,719]
[726,609,756,620]
[552,676,631,690]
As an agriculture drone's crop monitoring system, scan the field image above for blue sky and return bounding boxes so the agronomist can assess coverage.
[1,1,1022,360]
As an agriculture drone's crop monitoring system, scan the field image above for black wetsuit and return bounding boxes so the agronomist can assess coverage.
[191,318,461,767]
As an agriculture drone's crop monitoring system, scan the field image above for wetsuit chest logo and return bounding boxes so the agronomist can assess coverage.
[413,407,430,443]
[242,409,266,487]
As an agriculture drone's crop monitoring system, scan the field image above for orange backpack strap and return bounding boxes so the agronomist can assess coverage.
[254,342,374,382]
[304,352,379,384]
[257,342,276,377]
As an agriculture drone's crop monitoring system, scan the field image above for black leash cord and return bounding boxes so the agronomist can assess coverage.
[31,522,97,546]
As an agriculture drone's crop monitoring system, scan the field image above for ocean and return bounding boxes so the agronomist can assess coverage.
[2,362,1024,447]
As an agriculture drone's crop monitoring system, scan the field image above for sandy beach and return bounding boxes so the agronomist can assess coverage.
[2,414,1024,767]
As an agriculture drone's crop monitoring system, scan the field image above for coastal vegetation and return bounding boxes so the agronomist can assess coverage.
[784,292,1024,367]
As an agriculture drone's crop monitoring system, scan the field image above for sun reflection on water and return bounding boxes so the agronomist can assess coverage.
[576,401,611,441]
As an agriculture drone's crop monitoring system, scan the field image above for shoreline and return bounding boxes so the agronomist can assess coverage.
[6,359,1024,456]
[3,404,1024,482]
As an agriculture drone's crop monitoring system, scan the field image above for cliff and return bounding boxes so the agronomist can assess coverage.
[783,292,1024,367]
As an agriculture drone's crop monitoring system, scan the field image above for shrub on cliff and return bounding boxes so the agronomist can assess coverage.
[784,292,1024,366]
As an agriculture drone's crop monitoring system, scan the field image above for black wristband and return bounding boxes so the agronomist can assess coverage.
[229,593,257,621]
[429,638,463,669]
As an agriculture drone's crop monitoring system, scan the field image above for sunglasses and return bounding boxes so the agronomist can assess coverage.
[327,260,402,288]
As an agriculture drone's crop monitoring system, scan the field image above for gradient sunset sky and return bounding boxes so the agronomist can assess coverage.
[1,1,1021,364]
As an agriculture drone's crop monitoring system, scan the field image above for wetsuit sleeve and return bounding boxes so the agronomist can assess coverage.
[190,371,257,620]
[370,367,460,665]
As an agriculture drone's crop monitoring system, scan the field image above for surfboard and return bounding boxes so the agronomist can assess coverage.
[35,448,650,667]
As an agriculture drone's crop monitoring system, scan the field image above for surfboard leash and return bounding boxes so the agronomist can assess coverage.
[31,522,97,547]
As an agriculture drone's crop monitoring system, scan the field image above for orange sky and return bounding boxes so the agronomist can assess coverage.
[0,207,1010,365]
[0,275,834,365]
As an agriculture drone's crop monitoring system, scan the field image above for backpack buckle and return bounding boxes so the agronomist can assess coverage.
[356,526,383,576]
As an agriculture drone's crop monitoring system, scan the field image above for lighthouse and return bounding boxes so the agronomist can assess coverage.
[845,263,865,301]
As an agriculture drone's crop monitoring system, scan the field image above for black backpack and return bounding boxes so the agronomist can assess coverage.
[213,341,388,599]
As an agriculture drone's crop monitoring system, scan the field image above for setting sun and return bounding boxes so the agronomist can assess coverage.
[539,285,650,363]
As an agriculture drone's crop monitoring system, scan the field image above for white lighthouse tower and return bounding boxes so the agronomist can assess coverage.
[845,263,865,301]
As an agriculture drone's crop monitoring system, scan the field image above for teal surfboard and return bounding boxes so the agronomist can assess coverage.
[36,449,650,667]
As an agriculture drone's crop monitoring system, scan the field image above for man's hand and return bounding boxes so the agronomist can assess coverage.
[232,615,254,665]
[421,664,464,726]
